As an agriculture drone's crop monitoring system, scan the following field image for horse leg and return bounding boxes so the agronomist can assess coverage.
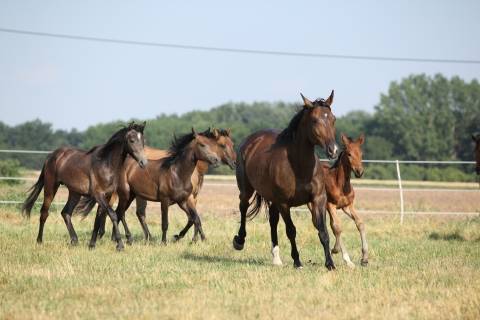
[269,204,282,266]
[89,207,106,249]
[36,178,59,244]
[343,203,368,266]
[279,206,302,268]
[160,201,169,244]
[96,195,124,251]
[177,201,205,243]
[135,197,152,241]
[311,195,336,270]
[60,192,81,246]
[232,159,254,250]
[173,195,196,242]
[118,197,135,246]
[329,203,354,268]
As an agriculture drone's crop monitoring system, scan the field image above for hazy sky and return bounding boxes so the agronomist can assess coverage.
[0,0,479,130]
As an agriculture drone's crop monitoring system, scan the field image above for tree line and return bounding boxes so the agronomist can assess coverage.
[0,74,478,181]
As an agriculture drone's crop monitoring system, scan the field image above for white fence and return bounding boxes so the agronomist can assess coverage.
[1,149,478,223]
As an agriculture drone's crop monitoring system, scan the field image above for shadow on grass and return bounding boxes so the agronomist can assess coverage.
[429,231,465,241]
[181,252,266,266]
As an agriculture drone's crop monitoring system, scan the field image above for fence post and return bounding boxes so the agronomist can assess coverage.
[395,160,405,224]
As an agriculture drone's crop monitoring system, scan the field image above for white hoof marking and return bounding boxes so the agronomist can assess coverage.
[271,245,283,266]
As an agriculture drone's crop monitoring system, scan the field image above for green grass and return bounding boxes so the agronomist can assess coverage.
[0,210,479,319]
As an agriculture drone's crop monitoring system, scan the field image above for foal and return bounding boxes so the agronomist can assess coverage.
[22,122,147,250]
[321,133,368,267]
[86,128,227,247]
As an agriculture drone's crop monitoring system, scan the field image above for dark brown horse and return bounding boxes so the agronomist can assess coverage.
[22,122,147,251]
[97,128,236,242]
[233,91,338,270]
[85,128,231,248]
[318,133,367,267]
[473,134,480,176]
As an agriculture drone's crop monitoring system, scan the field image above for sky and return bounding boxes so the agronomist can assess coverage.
[0,0,479,130]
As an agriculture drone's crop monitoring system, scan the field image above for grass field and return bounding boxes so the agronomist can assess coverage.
[1,191,480,319]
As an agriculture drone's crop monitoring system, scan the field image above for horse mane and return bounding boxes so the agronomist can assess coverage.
[277,99,329,144]
[161,128,214,168]
[87,122,144,158]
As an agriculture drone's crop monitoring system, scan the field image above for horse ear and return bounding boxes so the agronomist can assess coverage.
[341,133,350,146]
[358,133,365,145]
[139,121,146,133]
[212,128,220,139]
[300,93,314,109]
[226,128,232,136]
[325,90,334,107]
[191,127,197,138]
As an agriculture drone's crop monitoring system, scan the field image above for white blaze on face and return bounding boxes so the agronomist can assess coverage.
[137,132,141,141]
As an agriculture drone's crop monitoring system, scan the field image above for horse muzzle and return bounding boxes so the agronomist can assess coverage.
[354,168,364,178]
[138,158,148,169]
[326,142,339,160]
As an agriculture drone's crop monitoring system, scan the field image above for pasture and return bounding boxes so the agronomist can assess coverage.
[0,179,479,319]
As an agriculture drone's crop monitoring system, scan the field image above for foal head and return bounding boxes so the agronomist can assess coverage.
[299,91,338,159]
[473,134,480,175]
[341,133,365,178]
[125,122,148,168]
[211,128,236,169]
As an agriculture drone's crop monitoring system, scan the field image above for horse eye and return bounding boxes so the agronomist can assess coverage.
[220,144,226,149]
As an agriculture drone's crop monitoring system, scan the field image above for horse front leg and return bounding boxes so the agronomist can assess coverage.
[96,195,124,252]
[328,203,354,268]
[343,203,368,266]
[311,195,336,270]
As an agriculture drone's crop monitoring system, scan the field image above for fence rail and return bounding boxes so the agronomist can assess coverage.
[1,149,478,222]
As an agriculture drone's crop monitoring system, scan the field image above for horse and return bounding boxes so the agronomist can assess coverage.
[95,128,236,242]
[22,122,147,251]
[233,91,339,270]
[308,133,368,268]
[473,134,480,176]
[83,128,232,248]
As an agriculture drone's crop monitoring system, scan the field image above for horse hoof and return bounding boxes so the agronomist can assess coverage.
[161,240,167,246]
[71,239,79,246]
[361,260,368,267]
[325,261,336,270]
[88,243,96,250]
[172,235,181,242]
[331,248,339,254]
[116,244,124,252]
[126,239,133,246]
[232,236,244,251]
[294,261,303,269]
[36,239,43,244]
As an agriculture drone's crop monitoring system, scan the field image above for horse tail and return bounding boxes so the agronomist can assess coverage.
[75,196,97,217]
[246,192,268,220]
[22,166,46,217]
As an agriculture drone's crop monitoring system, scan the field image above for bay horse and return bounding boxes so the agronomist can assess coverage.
[96,128,236,242]
[22,122,147,251]
[473,134,480,176]
[307,133,368,268]
[84,128,230,248]
[233,91,339,270]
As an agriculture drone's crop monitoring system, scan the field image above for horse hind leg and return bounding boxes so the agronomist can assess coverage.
[60,192,81,245]
[269,205,282,266]
[36,177,59,244]
[233,159,254,251]
[344,204,368,266]
[279,206,302,269]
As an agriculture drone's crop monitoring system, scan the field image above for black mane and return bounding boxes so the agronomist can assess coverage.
[277,99,329,144]
[161,128,215,168]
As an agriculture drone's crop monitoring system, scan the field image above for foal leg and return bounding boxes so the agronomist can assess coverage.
[343,203,368,266]
[60,192,81,245]
[177,201,205,242]
[279,206,302,268]
[268,205,282,266]
[135,197,152,241]
[328,203,354,268]
[311,195,335,270]
[37,181,59,244]
[173,195,197,241]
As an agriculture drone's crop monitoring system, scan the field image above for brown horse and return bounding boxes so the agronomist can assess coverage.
[233,91,339,270]
[318,133,367,268]
[473,134,480,176]
[85,128,231,248]
[97,128,236,242]
[22,122,147,251]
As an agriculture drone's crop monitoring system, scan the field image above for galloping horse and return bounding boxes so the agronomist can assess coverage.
[233,91,339,270]
[473,134,480,176]
[96,128,236,241]
[22,122,147,251]
[317,133,368,267]
[84,128,231,248]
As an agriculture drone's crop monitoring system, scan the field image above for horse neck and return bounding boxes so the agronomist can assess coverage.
[99,140,127,172]
[333,152,351,193]
[196,161,209,175]
[286,128,316,179]
[172,145,198,184]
